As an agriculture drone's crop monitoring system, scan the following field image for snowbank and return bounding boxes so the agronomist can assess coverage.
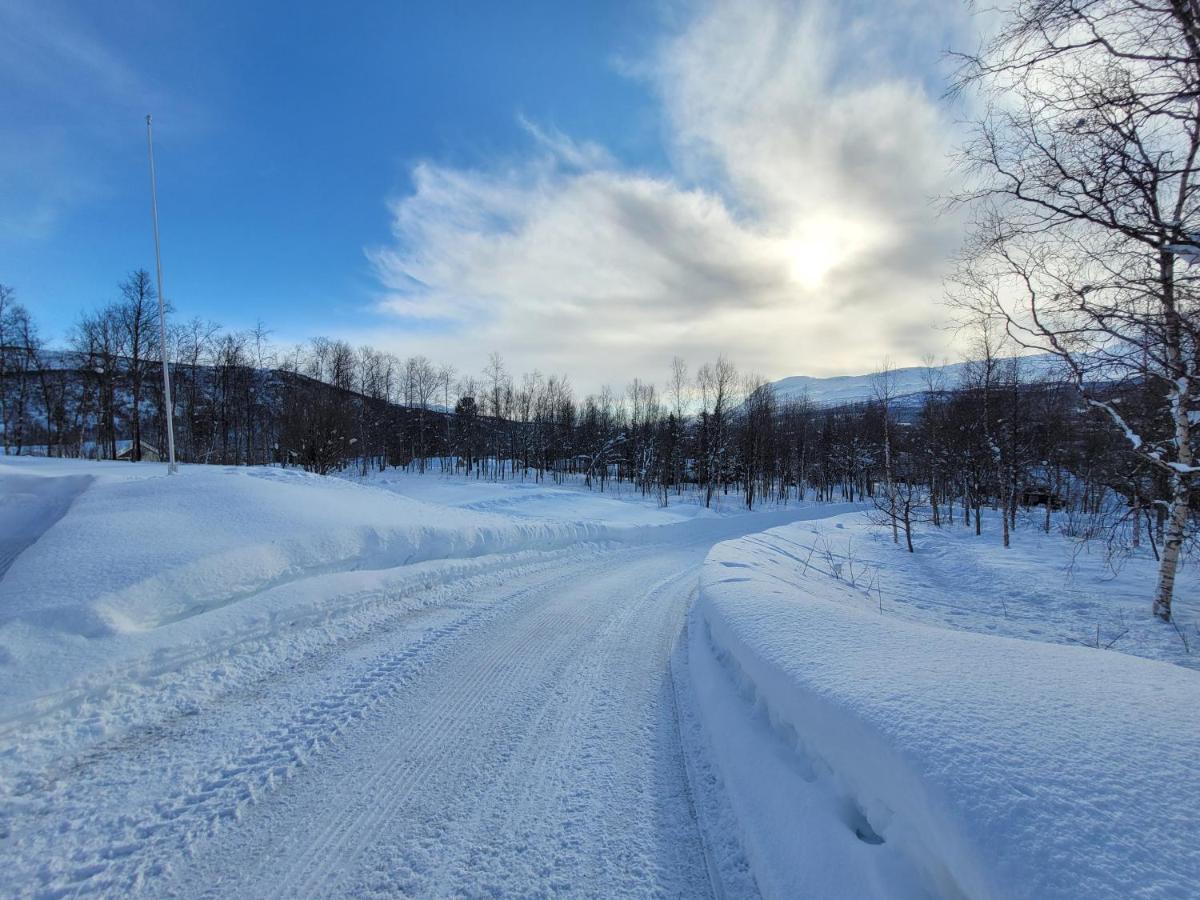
[689,521,1200,899]
[0,458,630,727]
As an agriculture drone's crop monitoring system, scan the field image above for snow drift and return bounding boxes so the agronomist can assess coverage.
[688,522,1200,899]
[0,458,634,729]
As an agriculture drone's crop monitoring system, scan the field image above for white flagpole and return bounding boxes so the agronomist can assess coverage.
[145,114,178,474]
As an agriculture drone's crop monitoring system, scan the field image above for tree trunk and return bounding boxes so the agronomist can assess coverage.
[1153,479,1189,621]
[883,416,898,544]
[1152,284,1193,620]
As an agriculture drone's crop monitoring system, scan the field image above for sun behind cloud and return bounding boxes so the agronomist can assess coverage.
[368,0,971,391]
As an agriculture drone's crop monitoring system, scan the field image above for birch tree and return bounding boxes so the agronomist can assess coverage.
[952,0,1200,619]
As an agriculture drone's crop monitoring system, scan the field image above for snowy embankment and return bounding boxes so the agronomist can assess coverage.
[687,518,1200,899]
[0,458,637,745]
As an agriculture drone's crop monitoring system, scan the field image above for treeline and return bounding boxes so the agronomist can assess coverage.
[2,271,1194,617]
[0,274,1184,552]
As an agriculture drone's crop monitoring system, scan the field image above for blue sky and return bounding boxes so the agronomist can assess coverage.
[2,0,977,391]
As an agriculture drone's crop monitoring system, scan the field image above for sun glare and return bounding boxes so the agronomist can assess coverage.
[782,216,889,289]
[786,233,842,288]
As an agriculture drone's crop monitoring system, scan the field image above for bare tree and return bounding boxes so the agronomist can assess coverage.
[0,286,40,455]
[116,270,161,462]
[951,0,1200,619]
[869,477,927,553]
[73,306,125,460]
[697,356,738,507]
[669,356,689,419]
[741,376,776,510]
[873,359,900,544]
[409,355,439,471]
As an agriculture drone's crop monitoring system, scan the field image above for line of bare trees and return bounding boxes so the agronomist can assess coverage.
[0,274,1193,617]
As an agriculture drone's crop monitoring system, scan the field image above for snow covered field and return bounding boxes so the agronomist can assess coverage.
[710,510,1199,670]
[1,457,1195,897]
[341,462,775,525]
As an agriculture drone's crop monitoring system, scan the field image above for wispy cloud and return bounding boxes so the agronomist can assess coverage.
[0,0,171,240]
[0,137,102,240]
[369,0,974,390]
[0,1,154,110]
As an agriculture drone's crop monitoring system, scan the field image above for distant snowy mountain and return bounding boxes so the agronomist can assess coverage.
[769,354,1068,408]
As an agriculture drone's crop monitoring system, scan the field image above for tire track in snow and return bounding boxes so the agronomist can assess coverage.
[267,551,656,896]
[162,547,714,898]
[272,592,578,898]
[668,608,761,900]
[9,550,620,899]
[459,565,695,851]
[338,557,712,898]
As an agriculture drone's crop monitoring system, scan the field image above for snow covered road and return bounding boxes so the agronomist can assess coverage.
[3,493,840,899]
[161,546,710,899]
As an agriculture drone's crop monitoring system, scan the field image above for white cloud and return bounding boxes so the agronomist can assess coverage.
[369,0,974,393]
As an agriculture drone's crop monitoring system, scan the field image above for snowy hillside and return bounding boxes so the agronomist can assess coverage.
[770,354,1067,407]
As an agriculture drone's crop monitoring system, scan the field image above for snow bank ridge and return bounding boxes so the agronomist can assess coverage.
[690,524,1200,899]
[0,463,632,730]
[89,515,620,634]
[0,466,624,639]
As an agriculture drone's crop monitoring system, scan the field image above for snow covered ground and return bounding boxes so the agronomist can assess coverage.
[685,511,1200,899]
[341,463,758,525]
[0,458,643,732]
[712,510,1199,669]
[0,456,839,897]
[2,457,1194,897]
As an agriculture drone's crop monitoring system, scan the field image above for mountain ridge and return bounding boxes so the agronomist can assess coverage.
[768,353,1067,408]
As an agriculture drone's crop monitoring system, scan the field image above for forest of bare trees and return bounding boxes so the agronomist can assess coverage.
[950,0,1200,620]
[1,272,1193,622]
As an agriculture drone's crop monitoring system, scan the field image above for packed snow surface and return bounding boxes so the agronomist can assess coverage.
[2,457,1194,898]
[688,516,1200,899]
